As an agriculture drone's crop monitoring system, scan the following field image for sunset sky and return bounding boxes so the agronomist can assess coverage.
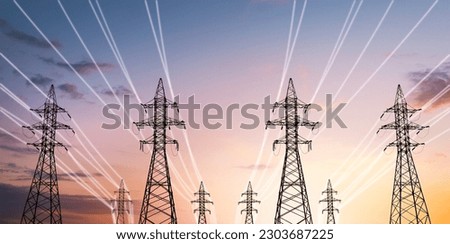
[0,0,449,224]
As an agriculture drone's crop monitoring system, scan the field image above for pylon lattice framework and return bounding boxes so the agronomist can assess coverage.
[191,181,213,224]
[21,84,74,224]
[111,179,132,224]
[266,78,318,224]
[377,84,431,224]
[134,78,185,224]
[238,181,260,224]
[319,179,340,224]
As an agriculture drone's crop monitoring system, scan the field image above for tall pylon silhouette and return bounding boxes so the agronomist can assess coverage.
[111,179,132,224]
[319,179,340,224]
[266,78,318,224]
[134,78,185,224]
[377,84,431,224]
[191,181,213,224]
[21,84,74,224]
[238,181,260,224]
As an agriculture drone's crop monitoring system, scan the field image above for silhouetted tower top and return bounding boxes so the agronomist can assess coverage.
[266,78,318,224]
[238,181,260,224]
[191,181,213,224]
[377,84,431,224]
[112,179,132,224]
[134,78,185,224]
[21,84,74,224]
[319,179,340,224]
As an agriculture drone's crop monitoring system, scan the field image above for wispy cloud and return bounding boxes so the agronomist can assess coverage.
[57,83,84,100]
[28,74,53,88]
[435,152,447,158]
[0,144,35,154]
[408,62,450,110]
[250,0,289,4]
[0,131,34,155]
[59,171,103,181]
[6,30,61,49]
[0,162,31,175]
[0,183,111,223]
[234,163,273,170]
[40,57,114,75]
[100,85,133,97]
[0,162,34,182]
[0,18,61,49]
[0,18,8,28]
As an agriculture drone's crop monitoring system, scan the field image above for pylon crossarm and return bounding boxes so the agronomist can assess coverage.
[166,118,186,128]
[54,122,75,132]
[271,101,284,111]
[139,139,152,151]
[407,122,429,132]
[298,101,312,112]
[26,142,41,151]
[406,104,421,114]
[22,125,36,134]
[266,118,286,128]
[383,140,426,151]
[27,140,66,149]
[30,105,68,115]
[165,139,179,151]
[169,101,179,109]
[239,199,259,204]
[273,139,286,150]
[297,117,319,130]
[378,122,397,132]
[133,120,150,130]
[410,142,425,151]
[381,107,396,117]
[194,208,211,214]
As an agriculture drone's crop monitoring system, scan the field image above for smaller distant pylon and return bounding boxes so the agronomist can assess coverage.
[319,179,341,224]
[191,181,213,224]
[111,179,133,224]
[238,181,260,224]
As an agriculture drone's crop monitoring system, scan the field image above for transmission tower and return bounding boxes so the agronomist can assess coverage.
[238,181,260,224]
[377,84,431,224]
[319,179,340,224]
[266,78,318,224]
[111,179,132,224]
[21,84,74,224]
[191,181,213,224]
[134,78,185,224]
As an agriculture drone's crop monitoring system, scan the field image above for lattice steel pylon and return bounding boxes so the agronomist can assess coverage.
[266,78,318,224]
[134,78,185,224]
[238,181,260,224]
[377,84,431,224]
[191,181,213,224]
[111,179,132,224]
[319,179,340,224]
[21,84,74,224]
